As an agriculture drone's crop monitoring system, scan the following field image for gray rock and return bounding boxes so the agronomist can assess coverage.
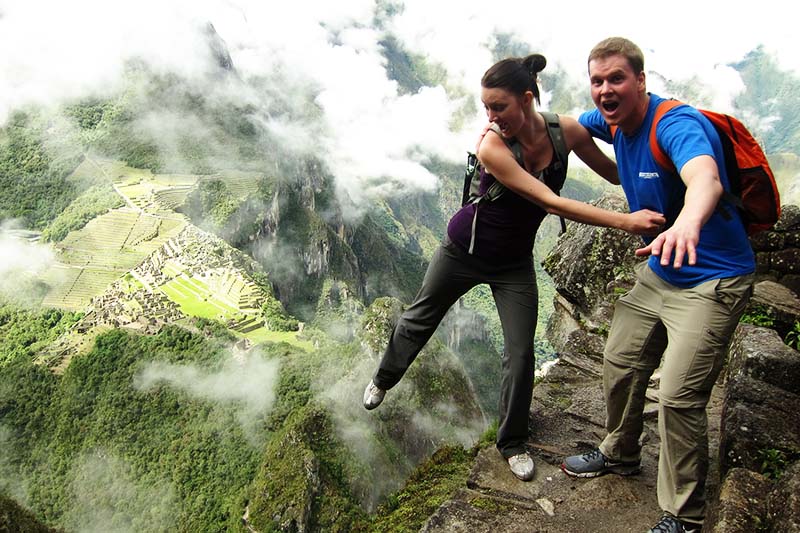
[706,468,771,533]
[769,462,800,532]
[727,324,800,395]
[543,193,643,315]
[720,325,800,475]
[774,204,800,231]
[750,230,785,251]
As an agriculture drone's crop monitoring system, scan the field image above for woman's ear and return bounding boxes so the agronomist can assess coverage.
[523,90,534,108]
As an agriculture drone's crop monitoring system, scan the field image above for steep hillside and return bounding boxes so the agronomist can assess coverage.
[0,292,487,531]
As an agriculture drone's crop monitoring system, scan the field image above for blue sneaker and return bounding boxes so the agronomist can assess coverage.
[561,448,641,478]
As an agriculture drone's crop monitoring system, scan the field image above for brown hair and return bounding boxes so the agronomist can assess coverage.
[481,54,546,105]
[588,37,645,75]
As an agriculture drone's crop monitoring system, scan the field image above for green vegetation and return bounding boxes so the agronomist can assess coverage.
[370,446,475,532]
[380,34,448,95]
[0,324,263,532]
[0,110,84,229]
[240,328,312,350]
[758,448,800,480]
[261,298,299,332]
[0,494,62,533]
[160,276,238,318]
[785,321,800,351]
[1,290,485,532]
[739,303,776,328]
[41,182,125,242]
[731,46,800,157]
[0,303,82,367]
[181,179,240,231]
[248,403,368,532]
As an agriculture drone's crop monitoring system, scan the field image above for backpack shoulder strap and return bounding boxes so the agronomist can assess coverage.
[643,100,742,217]
[540,112,569,233]
[540,111,568,172]
[488,123,524,163]
[608,99,683,175]
[648,99,685,173]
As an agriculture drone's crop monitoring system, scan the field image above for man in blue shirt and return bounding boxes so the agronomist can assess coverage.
[560,37,755,533]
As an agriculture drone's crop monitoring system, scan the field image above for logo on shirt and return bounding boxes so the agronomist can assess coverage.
[638,171,660,179]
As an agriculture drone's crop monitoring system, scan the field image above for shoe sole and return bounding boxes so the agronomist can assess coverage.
[559,463,641,478]
[510,470,535,481]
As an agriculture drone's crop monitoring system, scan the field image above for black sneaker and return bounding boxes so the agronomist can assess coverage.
[647,512,699,533]
[560,448,641,478]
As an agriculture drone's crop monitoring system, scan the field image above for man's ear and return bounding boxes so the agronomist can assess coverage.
[638,71,646,93]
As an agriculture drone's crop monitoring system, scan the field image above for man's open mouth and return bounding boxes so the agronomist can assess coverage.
[602,101,619,112]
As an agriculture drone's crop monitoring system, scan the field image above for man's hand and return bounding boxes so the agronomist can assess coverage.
[475,123,493,154]
[635,219,700,268]
[634,155,721,268]
[623,209,666,236]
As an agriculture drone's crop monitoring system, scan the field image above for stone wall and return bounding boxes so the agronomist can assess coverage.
[706,206,800,532]
[750,204,800,296]
[707,324,800,532]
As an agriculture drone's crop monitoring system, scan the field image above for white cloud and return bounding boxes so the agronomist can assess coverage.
[0,0,795,212]
[134,348,280,436]
[0,221,55,304]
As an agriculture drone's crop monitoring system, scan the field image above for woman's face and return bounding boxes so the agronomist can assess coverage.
[481,86,531,138]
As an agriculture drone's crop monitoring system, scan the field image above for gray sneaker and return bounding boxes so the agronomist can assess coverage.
[560,448,641,478]
[507,452,535,481]
[363,380,386,410]
[647,512,699,533]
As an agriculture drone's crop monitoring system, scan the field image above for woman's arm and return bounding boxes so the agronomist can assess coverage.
[477,131,664,235]
[560,116,619,184]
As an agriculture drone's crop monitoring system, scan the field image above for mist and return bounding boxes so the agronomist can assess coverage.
[134,347,280,439]
[315,353,485,509]
[3,1,793,216]
[63,449,175,533]
[0,220,56,306]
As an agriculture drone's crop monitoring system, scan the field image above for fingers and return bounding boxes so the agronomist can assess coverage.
[668,239,684,268]
[635,220,699,268]
[686,241,697,266]
[475,123,493,152]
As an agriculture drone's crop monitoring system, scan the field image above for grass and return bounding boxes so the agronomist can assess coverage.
[159,279,239,320]
[241,327,314,351]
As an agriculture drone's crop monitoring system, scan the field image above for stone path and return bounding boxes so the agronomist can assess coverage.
[422,359,726,533]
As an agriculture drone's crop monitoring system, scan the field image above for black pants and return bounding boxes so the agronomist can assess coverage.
[373,238,538,458]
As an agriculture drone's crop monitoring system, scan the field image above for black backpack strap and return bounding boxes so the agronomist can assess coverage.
[481,123,524,202]
[461,151,478,206]
[540,111,569,233]
[540,112,568,193]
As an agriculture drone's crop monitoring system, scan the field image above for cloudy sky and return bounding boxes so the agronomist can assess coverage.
[0,0,794,207]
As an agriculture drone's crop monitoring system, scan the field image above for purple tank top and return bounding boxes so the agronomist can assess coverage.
[447,164,559,260]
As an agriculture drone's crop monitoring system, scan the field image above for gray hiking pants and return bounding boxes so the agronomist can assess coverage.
[373,237,538,459]
[600,262,753,526]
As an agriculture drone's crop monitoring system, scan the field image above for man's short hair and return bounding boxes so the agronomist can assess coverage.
[588,37,645,75]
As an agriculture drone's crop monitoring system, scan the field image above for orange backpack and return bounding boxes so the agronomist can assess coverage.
[613,100,781,235]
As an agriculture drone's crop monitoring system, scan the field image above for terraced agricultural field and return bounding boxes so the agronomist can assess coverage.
[206,170,262,199]
[41,208,186,310]
[240,327,313,351]
[40,265,123,311]
[37,158,303,350]
[159,274,240,321]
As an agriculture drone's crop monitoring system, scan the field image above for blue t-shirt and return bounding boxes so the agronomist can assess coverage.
[579,93,754,287]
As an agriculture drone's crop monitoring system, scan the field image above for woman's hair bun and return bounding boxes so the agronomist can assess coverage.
[523,53,547,75]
